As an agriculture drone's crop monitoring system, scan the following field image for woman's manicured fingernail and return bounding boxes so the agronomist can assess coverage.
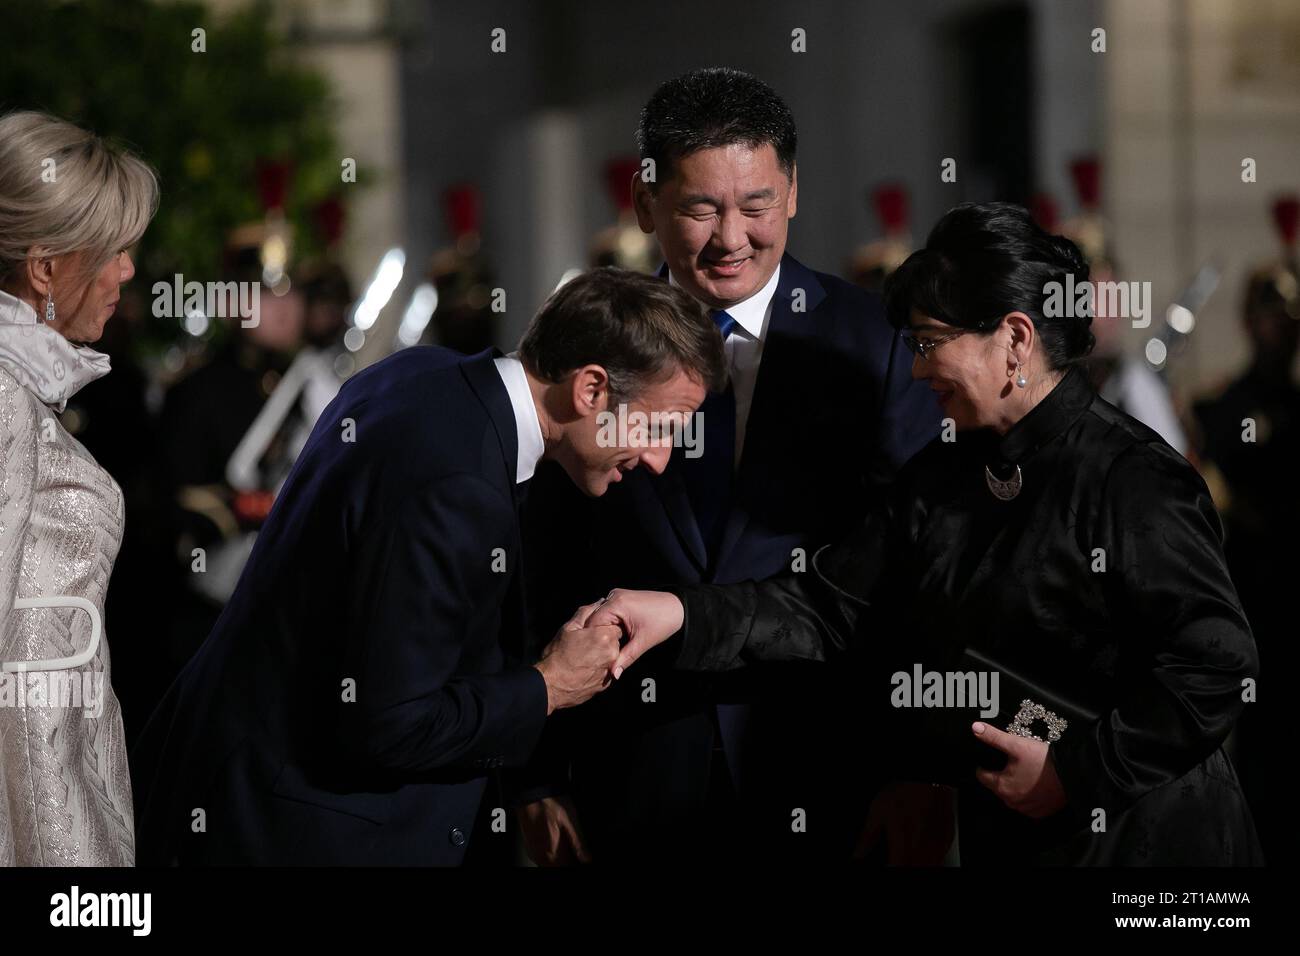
[972,722,985,735]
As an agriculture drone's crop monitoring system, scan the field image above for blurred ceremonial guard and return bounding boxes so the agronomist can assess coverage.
[155,233,304,668]
[226,199,357,500]
[847,183,912,294]
[590,157,658,272]
[153,162,308,686]
[425,184,496,354]
[1192,196,1300,861]
[1065,156,1189,454]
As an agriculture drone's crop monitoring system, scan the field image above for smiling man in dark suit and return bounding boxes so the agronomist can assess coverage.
[516,68,946,864]
[130,267,726,865]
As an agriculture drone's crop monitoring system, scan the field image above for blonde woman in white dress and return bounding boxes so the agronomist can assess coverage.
[0,111,157,865]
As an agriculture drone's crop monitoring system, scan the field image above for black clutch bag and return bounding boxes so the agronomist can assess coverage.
[884,644,1103,782]
[960,645,1102,771]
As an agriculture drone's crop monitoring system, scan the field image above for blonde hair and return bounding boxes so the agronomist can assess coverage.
[0,111,159,293]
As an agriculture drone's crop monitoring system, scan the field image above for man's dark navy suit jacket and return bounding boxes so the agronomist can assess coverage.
[131,347,548,865]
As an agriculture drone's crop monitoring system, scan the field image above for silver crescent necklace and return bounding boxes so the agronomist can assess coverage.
[985,463,1022,501]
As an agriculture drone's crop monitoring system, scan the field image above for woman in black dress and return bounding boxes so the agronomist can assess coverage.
[588,202,1263,866]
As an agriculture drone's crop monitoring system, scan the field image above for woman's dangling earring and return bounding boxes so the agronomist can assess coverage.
[44,292,55,325]
[1015,362,1027,388]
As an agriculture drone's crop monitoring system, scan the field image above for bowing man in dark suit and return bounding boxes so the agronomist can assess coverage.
[130,267,726,865]
[516,68,945,864]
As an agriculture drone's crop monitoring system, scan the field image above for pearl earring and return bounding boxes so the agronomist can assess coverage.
[1015,362,1027,388]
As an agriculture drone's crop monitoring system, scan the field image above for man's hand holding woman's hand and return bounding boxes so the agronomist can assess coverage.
[579,588,684,679]
[533,601,622,715]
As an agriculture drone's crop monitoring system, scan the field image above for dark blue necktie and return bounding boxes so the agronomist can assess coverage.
[712,309,736,340]
[684,310,736,569]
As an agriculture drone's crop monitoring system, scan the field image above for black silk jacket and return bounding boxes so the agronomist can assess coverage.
[672,364,1263,865]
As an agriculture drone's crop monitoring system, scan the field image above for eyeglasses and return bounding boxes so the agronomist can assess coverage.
[901,328,977,360]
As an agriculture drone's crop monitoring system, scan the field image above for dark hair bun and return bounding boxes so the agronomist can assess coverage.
[1046,234,1090,283]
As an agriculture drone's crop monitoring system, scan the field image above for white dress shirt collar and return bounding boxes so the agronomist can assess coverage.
[492,352,546,483]
[668,262,782,470]
[669,262,781,341]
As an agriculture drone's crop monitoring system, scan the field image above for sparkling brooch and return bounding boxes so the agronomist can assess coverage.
[1006,698,1068,742]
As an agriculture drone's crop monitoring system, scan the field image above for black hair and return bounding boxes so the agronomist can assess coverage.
[884,202,1095,369]
[637,67,796,191]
